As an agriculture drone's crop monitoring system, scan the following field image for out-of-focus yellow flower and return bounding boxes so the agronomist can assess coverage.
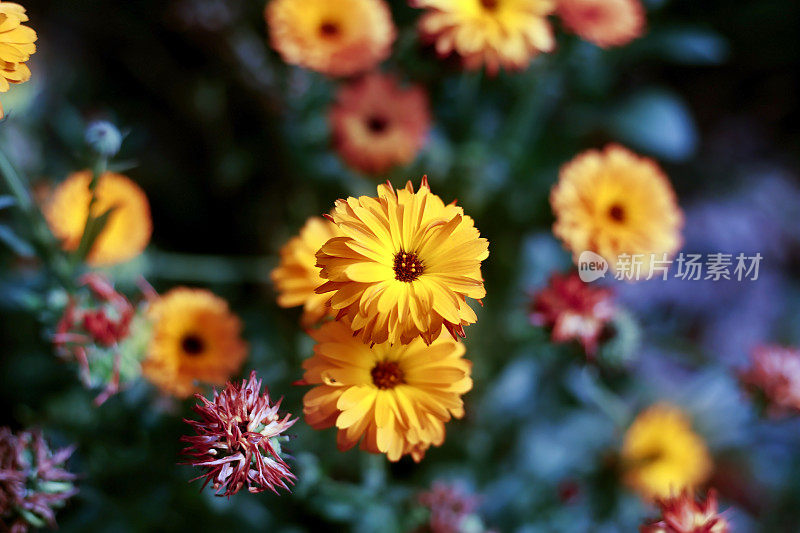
[621,403,712,501]
[0,1,37,118]
[413,0,555,75]
[143,288,247,398]
[271,216,342,326]
[301,320,472,462]
[315,177,489,346]
[265,0,396,77]
[44,171,152,267]
[550,144,683,277]
[558,0,645,48]
[330,73,431,175]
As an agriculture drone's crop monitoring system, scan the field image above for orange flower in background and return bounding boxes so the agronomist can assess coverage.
[413,0,556,75]
[143,288,247,398]
[44,171,152,267]
[550,144,683,277]
[266,0,396,77]
[558,0,645,48]
[301,320,472,462]
[315,178,489,346]
[622,403,712,501]
[271,216,342,326]
[330,73,431,175]
[0,1,37,119]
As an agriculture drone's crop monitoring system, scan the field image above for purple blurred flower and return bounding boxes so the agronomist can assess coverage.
[0,428,77,533]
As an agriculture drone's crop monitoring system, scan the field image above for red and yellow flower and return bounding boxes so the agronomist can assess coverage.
[266,0,395,77]
[413,0,556,74]
[330,73,431,175]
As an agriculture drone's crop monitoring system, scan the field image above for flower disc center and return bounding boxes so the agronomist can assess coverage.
[480,0,500,10]
[393,250,424,282]
[366,115,390,134]
[319,21,340,38]
[181,334,206,356]
[608,203,626,222]
[371,361,404,390]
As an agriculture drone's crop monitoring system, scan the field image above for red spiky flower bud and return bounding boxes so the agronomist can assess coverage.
[181,371,297,497]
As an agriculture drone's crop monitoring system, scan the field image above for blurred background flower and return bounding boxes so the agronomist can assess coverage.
[0,0,798,530]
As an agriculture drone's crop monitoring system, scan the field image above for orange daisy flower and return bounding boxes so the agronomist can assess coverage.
[271,215,343,326]
[315,178,489,346]
[558,0,645,48]
[265,0,396,77]
[143,288,247,398]
[44,171,152,267]
[0,1,37,119]
[413,0,556,75]
[330,73,431,175]
[301,320,472,462]
[550,144,683,277]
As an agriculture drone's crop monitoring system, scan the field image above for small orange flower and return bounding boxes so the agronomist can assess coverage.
[143,288,247,398]
[413,0,556,75]
[271,216,342,326]
[266,0,396,77]
[330,73,431,175]
[551,145,683,277]
[301,320,472,462]
[44,171,152,267]
[558,0,645,48]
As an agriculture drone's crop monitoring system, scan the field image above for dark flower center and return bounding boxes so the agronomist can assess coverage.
[393,250,424,282]
[371,361,404,390]
[366,115,390,134]
[181,334,206,356]
[480,0,500,10]
[608,203,626,223]
[319,21,340,38]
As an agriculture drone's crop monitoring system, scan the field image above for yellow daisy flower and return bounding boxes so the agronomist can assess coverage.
[0,1,36,91]
[0,0,37,118]
[315,177,489,346]
[302,320,472,462]
[621,403,712,501]
[271,215,342,326]
[44,171,153,267]
[550,144,683,276]
[413,0,556,75]
[265,0,396,77]
[143,288,248,398]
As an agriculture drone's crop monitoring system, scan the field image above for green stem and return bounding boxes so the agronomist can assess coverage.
[72,155,109,264]
[146,250,275,284]
[0,146,76,291]
[0,148,33,213]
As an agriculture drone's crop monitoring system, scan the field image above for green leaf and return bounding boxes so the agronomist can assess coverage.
[73,205,118,263]
[0,224,35,257]
[609,89,698,161]
[0,195,15,210]
[647,28,730,65]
